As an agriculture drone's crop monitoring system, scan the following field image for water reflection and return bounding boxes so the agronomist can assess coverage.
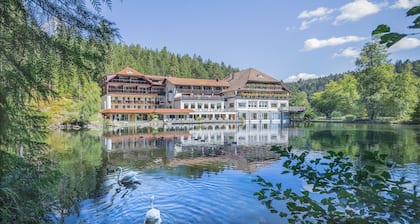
[44,123,419,223]
[102,124,288,174]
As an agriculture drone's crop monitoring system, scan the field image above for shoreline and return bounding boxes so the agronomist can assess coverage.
[309,119,419,125]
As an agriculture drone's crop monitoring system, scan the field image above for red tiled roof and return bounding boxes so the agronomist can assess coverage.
[117,67,145,76]
[101,108,193,114]
[166,77,230,87]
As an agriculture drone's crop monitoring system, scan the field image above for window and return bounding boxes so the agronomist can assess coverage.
[263,113,268,119]
[252,113,257,119]
[184,104,189,109]
[229,103,234,108]
[259,101,268,108]
[238,102,246,108]
[249,101,257,108]
[271,103,277,108]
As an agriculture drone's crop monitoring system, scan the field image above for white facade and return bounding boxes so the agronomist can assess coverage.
[224,97,289,123]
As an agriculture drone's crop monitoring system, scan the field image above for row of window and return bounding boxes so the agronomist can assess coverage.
[239,112,283,120]
[183,103,223,109]
[112,105,155,109]
[113,96,156,101]
[237,101,286,109]
[178,85,223,90]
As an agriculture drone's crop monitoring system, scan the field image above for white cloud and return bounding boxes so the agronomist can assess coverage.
[284,73,322,83]
[391,0,420,9]
[298,7,334,19]
[299,17,327,30]
[334,47,360,58]
[303,36,367,51]
[298,7,334,30]
[388,37,420,52]
[335,0,382,23]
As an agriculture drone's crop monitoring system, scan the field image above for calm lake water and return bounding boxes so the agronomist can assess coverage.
[47,123,420,223]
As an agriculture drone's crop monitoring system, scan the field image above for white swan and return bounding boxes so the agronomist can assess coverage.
[144,195,162,224]
[116,167,141,186]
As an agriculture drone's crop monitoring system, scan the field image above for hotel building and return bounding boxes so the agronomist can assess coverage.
[100,67,290,124]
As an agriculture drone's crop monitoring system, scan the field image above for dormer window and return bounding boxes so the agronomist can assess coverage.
[127,70,133,74]
[256,74,263,78]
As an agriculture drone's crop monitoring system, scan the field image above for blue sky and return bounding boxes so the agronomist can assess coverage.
[102,0,420,82]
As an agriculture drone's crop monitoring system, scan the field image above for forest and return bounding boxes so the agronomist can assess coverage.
[287,59,420,100]
[288,49,420,122]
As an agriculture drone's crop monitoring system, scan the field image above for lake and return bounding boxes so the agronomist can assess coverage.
[46,123,419,223]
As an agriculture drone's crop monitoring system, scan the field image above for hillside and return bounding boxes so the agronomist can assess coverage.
[104,43,239,79]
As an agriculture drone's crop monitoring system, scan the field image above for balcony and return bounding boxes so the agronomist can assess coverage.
[109,79,149,85]
[108,89,154,94]
[175,95,224,101]
[235,93,289,100]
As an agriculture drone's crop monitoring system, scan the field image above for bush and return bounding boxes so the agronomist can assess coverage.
[331,111,342,119]
[344,114,356,121]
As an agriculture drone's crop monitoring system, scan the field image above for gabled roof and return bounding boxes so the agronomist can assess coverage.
[165,77,230,87]
[105,67,154,84]
[223,68,289,92]
[117,66,145,76]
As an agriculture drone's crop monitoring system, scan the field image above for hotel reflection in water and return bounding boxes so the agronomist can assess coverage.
[102,124,296,169]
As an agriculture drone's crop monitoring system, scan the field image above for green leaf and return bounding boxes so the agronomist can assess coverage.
[409,16,420,29]
[270,209,278,213]
[407,6,420,16]
[365,165,375,173]
[381,171,391,180]
[279,212,288,217]
[283,160,292,168]
[372,24,391,35]
[380,33,407,47]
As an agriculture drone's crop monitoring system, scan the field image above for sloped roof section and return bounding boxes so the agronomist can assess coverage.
[166,77,230,87]
[117,66,145,76]
[104,67,156,84]
[224,68,289,92]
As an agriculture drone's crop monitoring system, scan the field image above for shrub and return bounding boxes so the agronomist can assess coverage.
[344,114,356,121]
[331,111,342,119]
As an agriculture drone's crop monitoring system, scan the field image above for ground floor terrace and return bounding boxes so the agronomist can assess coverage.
[101,109,238,123]
[101,109,291,125]
[101,109,194,122]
